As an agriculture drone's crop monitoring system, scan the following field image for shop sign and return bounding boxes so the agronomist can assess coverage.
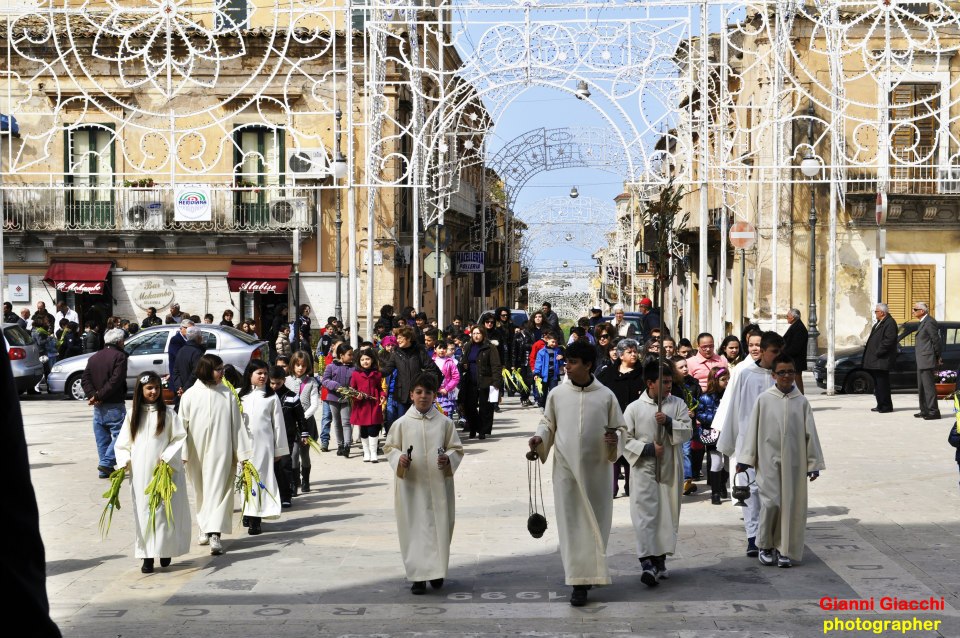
[8,274,29,302]
[133,278,175,310]
[56,281,103,294]
[454,251,485,273]
[238,280,280,294]
[174,184,212,222]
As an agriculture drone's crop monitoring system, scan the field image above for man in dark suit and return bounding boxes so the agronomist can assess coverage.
[912,301,942,420]
[782,308,809,393]
[863,303,898,413]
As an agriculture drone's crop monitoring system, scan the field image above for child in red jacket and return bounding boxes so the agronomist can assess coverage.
[350,347,385,463]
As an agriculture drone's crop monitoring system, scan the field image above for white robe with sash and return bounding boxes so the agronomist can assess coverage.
[114,403,192,559]
[240,388,286,519]
[534,376,626,586]
[384,405,464,582]
[622,391,692,558]
[740,385,826,560]
[179,381,252,535]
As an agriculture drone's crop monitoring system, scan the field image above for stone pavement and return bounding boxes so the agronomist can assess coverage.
[19,378,960,637]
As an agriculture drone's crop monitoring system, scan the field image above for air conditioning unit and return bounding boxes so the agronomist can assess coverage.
[123,202,164,230]
[269,197,309,227]
[287,148,329,179]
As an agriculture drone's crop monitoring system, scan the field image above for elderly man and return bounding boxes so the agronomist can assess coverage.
[165,303,185,324]
[172,325,205,408]
[781,309,809,393]
[863,303,898,414]
[80,328,128,479]
[687,332,725,391]
[913,302,942,420]
[168,319,195,378]
[610,304,637,338]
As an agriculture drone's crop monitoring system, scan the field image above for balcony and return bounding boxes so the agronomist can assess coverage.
[846,147,960,196]
[1,184,316,234]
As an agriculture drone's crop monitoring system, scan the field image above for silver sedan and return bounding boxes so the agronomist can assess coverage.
[48,324,269,400]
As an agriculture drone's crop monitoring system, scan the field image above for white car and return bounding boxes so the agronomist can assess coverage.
[3,322,45,394]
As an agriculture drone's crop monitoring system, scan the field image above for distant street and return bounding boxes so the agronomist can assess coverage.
[21,380,960,638]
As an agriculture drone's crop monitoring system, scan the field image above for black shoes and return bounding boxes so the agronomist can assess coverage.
[248,518,262,535]
[430,578,444,589]
[411,581,427,595]
[746,537,759,557]
[97,465,112,479]
[242,516,249,528]
[570,585,589,606]
[160,557,171,568]
[479,433,486,440]
[141,558,154,573]
[639,559,658,587]
[924,413,942,420]
[914,412,926,418]
[711,492,722,505]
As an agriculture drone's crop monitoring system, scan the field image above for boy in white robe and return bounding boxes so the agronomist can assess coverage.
[528,340,625,607]
[622,360,692,586]
[739,354,825,568]
[715,331,783,558]
[384,373,464,595]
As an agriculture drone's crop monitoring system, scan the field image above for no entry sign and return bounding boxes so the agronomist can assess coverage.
[729,221,756,250]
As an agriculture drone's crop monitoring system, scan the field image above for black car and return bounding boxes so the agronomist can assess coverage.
[813,321,960,393]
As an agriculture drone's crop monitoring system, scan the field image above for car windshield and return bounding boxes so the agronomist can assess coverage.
[220,326,259,344]
[4,325,33,346]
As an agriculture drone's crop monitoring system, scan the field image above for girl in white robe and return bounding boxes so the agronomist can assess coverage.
[179,354,251,555]
[114,372,191,573]
[238,359,286,535]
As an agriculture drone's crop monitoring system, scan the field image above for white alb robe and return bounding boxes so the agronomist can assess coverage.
[179,381,252,535]
[240,388,286,519]
[384,405,464,582]
[534,376,626,586]
[740,385,826,560]
[714,360,776,536]
[622,391,692,558]
[114,403,192,559]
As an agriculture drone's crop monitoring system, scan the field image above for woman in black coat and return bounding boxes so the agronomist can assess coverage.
[379,326,439,415]
[458,326,502,440]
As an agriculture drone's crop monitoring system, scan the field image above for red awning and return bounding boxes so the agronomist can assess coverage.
[227,262,291,294]
[43,261,112,295]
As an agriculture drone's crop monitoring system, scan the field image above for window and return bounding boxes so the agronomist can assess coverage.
[233,126,285,225]
[889,83,939,193]
[219,0,247,28]
[125,330,168,356]
[65,126,114,226]
[200,331,218,351]
[883,263,935,326]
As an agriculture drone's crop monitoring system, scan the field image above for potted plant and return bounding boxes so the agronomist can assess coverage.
[935,369,957,399]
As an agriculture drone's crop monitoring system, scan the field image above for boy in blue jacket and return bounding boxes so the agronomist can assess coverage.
[533,331,565,409]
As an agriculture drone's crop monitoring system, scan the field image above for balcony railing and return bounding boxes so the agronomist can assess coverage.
[1,184,317,234]
[846,147,958,195]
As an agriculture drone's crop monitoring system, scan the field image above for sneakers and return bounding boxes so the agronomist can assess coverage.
[746,537,759,557]
[682,479,697,495]
[320,443,329,452]
[758,549,777,566]
[570,585,588,606]
[281,500,292,508]
[209,534,223,555]
[639,559,659,587]
[654,556,669,580]
[778,555,793,568]
[198,531,210,546]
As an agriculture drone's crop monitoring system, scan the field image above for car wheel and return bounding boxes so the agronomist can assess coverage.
[67,373,87,401]
[843,370,874,395]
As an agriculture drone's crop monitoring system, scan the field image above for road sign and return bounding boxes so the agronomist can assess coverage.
[425,225,451,251]
[424,251,451,278]
[876,192,888,226]
[729,221,756,250]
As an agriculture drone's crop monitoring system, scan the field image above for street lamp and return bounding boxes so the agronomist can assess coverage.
[575,80,591,100]
[333,105,346,322]
[801,102,820,369]
[569,186,579,199]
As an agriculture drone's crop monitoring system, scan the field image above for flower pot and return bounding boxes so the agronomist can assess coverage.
[935,382,956,399]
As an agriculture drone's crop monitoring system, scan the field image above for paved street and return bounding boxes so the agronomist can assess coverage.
[20,379,960,637]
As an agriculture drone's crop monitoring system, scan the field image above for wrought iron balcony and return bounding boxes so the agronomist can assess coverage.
[846,147,959,196]
[1,184,317,234]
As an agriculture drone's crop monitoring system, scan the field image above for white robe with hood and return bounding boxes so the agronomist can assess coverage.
[740,385,826,560]
[622,390,692,558]
[114,403,192,559]
[534,376,626,586]
[384,405,464,582]
[179,381,252,535]
[240,388,286,519]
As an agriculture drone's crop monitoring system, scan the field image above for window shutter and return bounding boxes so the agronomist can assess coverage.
[884,265,908,324]
[910,266,933,311]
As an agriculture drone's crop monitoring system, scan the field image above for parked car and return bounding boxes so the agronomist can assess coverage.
[48,325,269,400]
[3,322,45,394]
[813,321,960,394]
[477,309,530,327]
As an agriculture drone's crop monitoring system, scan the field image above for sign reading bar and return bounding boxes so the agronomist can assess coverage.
[174,184,212,222]
[455,251,485,273]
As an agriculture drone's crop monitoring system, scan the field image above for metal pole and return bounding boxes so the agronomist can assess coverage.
[346,2,358,348]
[437,221,444,330]
[334,108,343,323]
[827,168,837,396]
[805,105,819,370]
[739,248,746,333]
[293,228,300,341]
[698,0,710,336]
